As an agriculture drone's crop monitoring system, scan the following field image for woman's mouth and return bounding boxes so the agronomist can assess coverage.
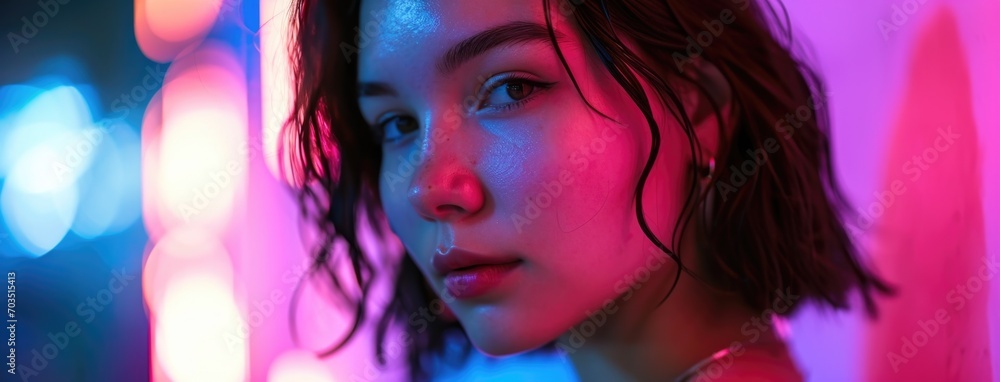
[443,261,522,299]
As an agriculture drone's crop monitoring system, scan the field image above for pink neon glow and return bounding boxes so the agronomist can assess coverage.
[267,350,335,382]
[153,43,247,236]
[141,92,166,239]
[140,40,251,381]
[142,227,235,317]
[155,275,246,382]
[862,6,992,381]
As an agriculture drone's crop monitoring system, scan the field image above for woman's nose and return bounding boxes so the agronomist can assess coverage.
[405,133,485,223]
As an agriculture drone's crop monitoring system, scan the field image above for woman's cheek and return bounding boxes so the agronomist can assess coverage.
[550,120,635,234]
[378,153,422,242]
[379,153,406,207]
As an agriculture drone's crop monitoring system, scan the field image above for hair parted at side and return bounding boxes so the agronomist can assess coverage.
[283,0,893,380]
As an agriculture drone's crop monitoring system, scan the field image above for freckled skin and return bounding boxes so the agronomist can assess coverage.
[358,0,693,356]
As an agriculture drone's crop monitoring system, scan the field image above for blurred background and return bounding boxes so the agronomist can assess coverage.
[0,0,996,381]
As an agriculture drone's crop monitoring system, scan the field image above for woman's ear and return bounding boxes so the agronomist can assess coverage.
[679,57,734,172]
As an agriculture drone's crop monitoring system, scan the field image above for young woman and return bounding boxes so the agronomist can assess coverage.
[285,0,893,380]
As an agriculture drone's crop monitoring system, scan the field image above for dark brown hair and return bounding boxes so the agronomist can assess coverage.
[284,0,893,380]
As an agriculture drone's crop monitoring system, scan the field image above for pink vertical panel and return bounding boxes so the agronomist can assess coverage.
[861,6,992,381]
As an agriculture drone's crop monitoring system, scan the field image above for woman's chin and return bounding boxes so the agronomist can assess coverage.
[465,331,553,357]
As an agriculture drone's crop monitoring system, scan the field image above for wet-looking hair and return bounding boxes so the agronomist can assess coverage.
[284,0,893,380]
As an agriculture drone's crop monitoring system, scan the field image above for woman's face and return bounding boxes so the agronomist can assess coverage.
[358,0,692,355]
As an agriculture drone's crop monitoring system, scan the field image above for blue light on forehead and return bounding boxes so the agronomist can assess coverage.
[387,0,440,33]
[364,0,440,52]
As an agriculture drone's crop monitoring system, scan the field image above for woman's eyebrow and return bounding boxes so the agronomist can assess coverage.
[358,82,395,98]
[436,21,566,75]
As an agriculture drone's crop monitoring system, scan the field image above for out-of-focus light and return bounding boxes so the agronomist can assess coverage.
[0,84,45,174]
[72,122,142,238]
[134,0,216,62]
[0,85,93,182]
[155,275,246,382]
[150,42,247,235]
[1,158,77,256]
[260,0,298,185]
[146,0,223,43]
[267,350,335,382]
[104,124,143,232]
[0,85,95,256]
[0,84,43,117]
[141,92,166,239]
[142,226,234,316]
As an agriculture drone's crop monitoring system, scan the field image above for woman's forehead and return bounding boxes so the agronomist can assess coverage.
[358,0,442,52]
[356,0,574,69]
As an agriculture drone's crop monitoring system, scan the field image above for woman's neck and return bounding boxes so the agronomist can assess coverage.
[560,263,783,382]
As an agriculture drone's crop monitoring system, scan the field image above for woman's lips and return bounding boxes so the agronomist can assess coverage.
[443,261,521,299]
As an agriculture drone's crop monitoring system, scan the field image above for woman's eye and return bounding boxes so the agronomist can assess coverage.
[482,80,537,108]
[378,115,418,142]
